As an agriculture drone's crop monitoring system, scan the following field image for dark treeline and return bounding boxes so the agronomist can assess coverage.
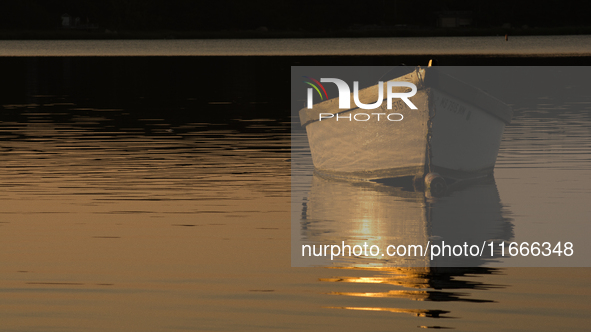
[0,0,586,32]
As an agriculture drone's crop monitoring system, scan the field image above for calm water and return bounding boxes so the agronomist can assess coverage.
[0,57,590,331]
[1,35,591,56]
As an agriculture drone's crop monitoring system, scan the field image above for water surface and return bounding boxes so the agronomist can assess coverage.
[0,57,589,331]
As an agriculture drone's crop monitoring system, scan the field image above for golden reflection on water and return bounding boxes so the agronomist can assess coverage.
[320,266,500,324]
[326,306,451,318]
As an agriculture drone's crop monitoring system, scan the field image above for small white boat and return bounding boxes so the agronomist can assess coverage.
[299,67,513,195]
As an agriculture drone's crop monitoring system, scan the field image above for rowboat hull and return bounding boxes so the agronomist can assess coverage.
[300,68,512,185]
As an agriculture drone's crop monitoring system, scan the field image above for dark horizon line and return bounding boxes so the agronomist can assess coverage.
[1,25,591,40]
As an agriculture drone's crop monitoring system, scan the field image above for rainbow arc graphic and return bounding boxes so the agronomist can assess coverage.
[303,76,328,101]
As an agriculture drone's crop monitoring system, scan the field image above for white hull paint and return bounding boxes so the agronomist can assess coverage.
[299,68,512,182]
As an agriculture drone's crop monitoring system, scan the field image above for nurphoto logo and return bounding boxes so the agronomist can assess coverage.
[304,77,418,110]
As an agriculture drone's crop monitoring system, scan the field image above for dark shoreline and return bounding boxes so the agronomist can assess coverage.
[2,27,591,40]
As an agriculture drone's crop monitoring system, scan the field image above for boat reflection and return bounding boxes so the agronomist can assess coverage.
[299,175,513,323]
[300,174,513,267]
